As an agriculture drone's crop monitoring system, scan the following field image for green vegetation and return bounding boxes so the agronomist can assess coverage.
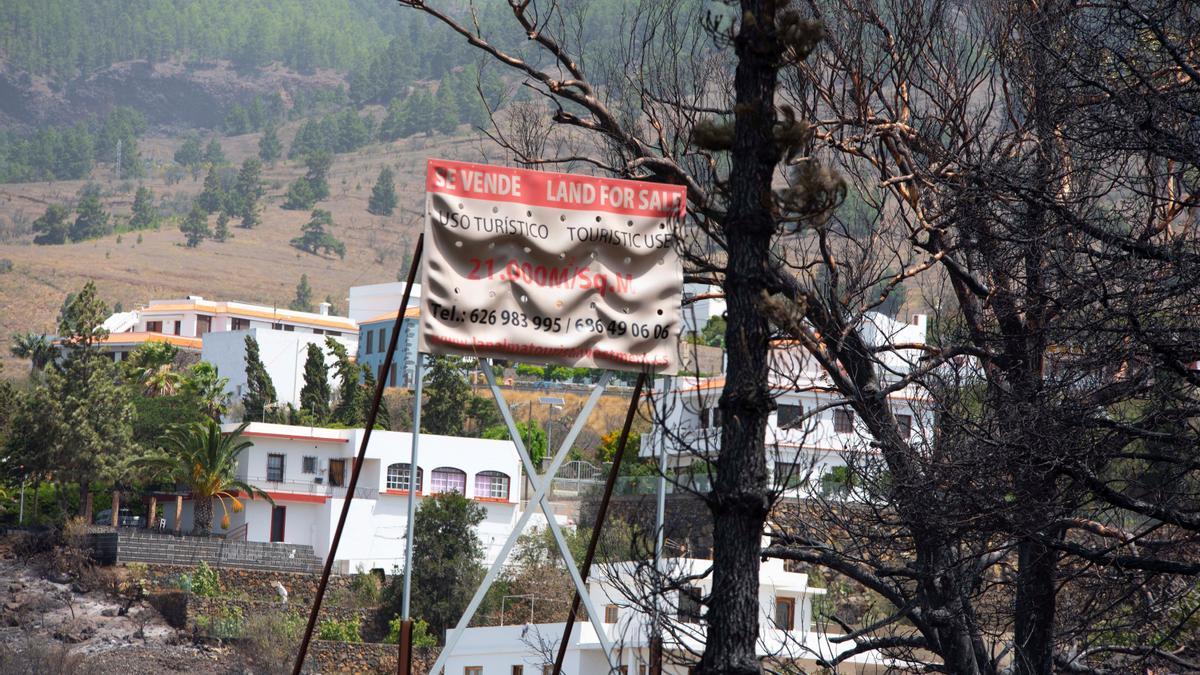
[179,203,210,247]
[69,184,111,241]
[282,151,332,210]
[483,420,547,467]
[257,124,283,164]
[290,209,345,259]
[367,166,397,216]
[298,343,331,422]
[290,274,314,312]
[384,616,437,647]
[134,420,272,535]
[129,186,158,230]
[241,335,278,423]
[316,616,363,643]
[31,204,70,245]
[380,491,486,643]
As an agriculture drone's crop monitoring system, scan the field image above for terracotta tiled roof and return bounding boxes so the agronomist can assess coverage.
[139,299,357,331]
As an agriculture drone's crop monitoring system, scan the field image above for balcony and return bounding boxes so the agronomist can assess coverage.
[241,475,378,500]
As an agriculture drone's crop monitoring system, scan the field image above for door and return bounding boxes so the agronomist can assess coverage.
[270,506,286,542]
[329,459,346,487]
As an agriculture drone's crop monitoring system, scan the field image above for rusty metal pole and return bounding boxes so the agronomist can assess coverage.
[395,618,413,675]
[292,234,424,675]
[552,372,647,675]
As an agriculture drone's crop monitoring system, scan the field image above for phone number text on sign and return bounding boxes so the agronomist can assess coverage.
[418,158,685,374]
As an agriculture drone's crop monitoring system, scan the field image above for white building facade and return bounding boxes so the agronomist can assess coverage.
[163,423,538,573]
[443,556,888,674]
[202,328,356,411]
[648,312,932,497]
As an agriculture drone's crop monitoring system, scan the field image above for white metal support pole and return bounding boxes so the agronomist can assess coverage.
[427,365,617,675]
[400,352,425,620]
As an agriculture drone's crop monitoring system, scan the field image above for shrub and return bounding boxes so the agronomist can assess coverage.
[237,610,305,674]
[191,560,220,597]
[348,569,382,607]
[384,616,437,647]
[0,258,12,273]
[316,616,363,643]
[194,600,244,639]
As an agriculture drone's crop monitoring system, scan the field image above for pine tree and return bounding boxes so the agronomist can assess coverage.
[175,134,204,167]
[368,167,397,216]
[290,209,346,259]
[258,125,282,163]
[179,203,210,247]
[328,337,361,426]
[434,81,460,135]
[232,158,264,215]
[213,211,231,242]
[130,186,158,230]
[241,335,277,422]
[204,138,225,165]
[304,151,333,201]
[197,165,224,213]
[70,185,110,241]
[422,356,470,436]
[378,97,407,142]
[32,204,70,245]
[290,274,314,312]
[299,343,331,422]
[240,200,261,229]
[282,177,317,210]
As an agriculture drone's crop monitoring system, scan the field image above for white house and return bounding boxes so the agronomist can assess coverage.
[647,312,932,497]
[202,327,356,411]
[162,422,544,573]
[348,281,422,323]
[680,283,726,336]
[442,555,890,674]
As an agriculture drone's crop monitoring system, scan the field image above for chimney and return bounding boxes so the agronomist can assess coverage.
[318,302,331,316]
[188,295,204,301]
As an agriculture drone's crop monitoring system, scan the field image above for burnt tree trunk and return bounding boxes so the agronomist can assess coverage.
[698,2,781,673]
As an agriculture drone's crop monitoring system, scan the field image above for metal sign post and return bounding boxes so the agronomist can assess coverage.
[427,363,618,674]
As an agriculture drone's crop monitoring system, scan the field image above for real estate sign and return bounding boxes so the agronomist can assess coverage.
[419,158,685,374]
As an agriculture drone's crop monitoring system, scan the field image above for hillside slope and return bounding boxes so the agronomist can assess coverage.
[0,125,507,376]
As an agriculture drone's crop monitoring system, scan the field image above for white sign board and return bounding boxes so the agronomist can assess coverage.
[418,159,685,374]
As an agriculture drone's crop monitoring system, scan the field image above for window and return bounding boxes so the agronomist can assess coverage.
[365,330,373,354]
[329,459,346,487]
[512,667,524,675]
[272,323,283,330]
[377,328,386,349]
[172,320,181,335]
[267,454,285,482]
[302,456,318,474]
[604,604,619,624]
[699,408,710,429]
[542,667,553,675]
[896,413,912,439]
[465,668,482,675]
[387,463,422,492]
[145,320,162,333]
[283,324,295,332]
[430,467,467,494]
[775,596,795,630]
[711,407,723,427]
[678,586,703,624]
[774,462,804,489]
[390,363,397,387]
[777,403,803,429]
[232,318,250,330]
[327,331,340,337]
[833,409,855,433]
[475,471,510,500]
[313,329,325,336]
[196,315,212,336]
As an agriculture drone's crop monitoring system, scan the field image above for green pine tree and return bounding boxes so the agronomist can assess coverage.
[290,209,346,259]
[232,158,264,216]
[299,342,331,422]
[258,125,283,163]
[204,138,225,165]
[70,185,110,241]
[175,134,204,167]
[213,210,231,242]
[32,204,70,245]
[368,167,397,216]
[422,356,470,436]
[180,203,210,247]
[290,274,314,312]
[197,165,224,213]
[130,186,158,230]
[241,335,278,422]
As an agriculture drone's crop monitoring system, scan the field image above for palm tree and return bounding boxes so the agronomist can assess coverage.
[137,420,272,535]
[141,363,183,396]
[10,332,59,372]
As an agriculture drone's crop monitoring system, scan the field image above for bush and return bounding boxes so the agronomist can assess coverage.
[191,560,220,597]
[194,600,244,639]
[384,616,437,647]
[349,569,382,607]
[237,610,305,674]
[316,616,362,643]
[0,258,12,273]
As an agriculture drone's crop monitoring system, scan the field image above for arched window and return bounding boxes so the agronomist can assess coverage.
[474,471,510,500]
[386,463,422,492]
[430,467,467,494]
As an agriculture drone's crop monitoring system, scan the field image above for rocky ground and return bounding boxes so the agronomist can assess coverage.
[0,537,245,674]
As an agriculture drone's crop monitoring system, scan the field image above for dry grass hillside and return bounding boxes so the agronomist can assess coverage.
[0,120,513,377]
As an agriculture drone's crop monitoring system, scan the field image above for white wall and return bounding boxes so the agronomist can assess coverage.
[348,282,422,322]
[202,328,355,412]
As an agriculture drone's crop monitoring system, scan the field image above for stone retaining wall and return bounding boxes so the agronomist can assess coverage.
[309,641,439,674]
[138,563,360,604]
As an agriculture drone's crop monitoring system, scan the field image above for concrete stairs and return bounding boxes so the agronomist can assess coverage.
[115,529,323,574]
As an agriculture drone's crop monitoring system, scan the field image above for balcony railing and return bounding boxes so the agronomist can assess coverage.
[242,475,379,500]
